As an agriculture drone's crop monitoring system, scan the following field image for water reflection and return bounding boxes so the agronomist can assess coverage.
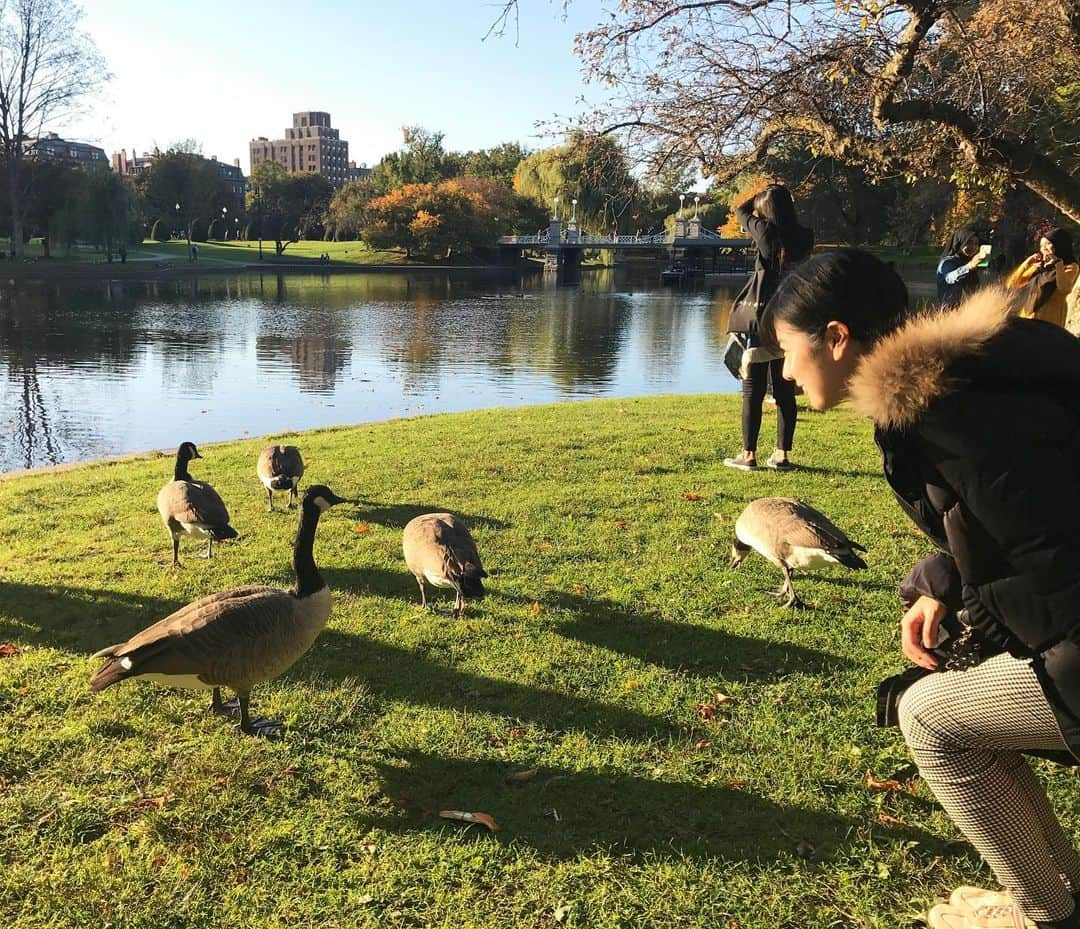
[0,269,742,472]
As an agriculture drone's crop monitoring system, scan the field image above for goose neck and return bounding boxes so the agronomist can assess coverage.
[293,505,325,598]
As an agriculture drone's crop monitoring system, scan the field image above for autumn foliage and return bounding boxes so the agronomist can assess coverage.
[361,177,542,259]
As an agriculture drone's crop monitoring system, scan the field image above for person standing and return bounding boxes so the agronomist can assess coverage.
[1006,227,1079,328]
[762,249,1080,929]
[723,184,813,471]
[937,227,988,307]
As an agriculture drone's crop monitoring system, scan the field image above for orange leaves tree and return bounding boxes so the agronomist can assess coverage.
[498,0,1080,222]
[361,177,543,259]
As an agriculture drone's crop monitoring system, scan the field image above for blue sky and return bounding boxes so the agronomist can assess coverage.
[71,0,611,172]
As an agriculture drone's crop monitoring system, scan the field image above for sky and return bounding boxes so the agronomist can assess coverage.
[68,0,611,173]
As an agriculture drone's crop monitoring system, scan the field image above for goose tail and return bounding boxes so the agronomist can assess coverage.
[269,475,293,490]
[89,654,132,693]
[210,524,239,541]
[836,549,868,570]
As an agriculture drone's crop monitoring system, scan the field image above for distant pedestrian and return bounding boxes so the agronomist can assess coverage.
[192,244,199,262]
[936,226,989,307]
[1006,227,1079,328]
[118,243,127,264]
[723,183,814,472]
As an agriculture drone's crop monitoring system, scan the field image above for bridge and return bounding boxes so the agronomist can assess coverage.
[497,214,753,275]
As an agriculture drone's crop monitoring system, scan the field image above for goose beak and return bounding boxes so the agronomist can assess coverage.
[325,492,351,507]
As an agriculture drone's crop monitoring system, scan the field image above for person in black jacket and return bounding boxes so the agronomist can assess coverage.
[761,248,1080,929]
[724,184,813,471]
[936,226,988,308]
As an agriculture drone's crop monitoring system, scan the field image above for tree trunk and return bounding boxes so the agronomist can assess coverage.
[8,158,23,260]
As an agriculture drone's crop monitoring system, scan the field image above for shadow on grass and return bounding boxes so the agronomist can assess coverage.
[364,748,946,863]
[353,501,509,531]
[308,629,678,740]
[546,592,852,680]
[0,580,187,652]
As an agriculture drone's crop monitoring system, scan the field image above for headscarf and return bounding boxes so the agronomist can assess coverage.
[941,226,980,259]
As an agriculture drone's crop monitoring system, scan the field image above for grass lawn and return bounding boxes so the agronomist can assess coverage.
[140,239,418,267]
[2,395,1076,928]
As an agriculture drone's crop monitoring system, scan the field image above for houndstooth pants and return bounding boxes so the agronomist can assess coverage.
[899,652,1080,923]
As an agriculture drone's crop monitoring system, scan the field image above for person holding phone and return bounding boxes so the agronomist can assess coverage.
[1006,228,1079,328]
[762,249,1080,929]
[936,227,990,308]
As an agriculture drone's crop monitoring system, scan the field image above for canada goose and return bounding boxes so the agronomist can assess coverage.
[90,484,350,739]
[156,442,238,567]
[257,444,305,511]
[402,512,487,617]
[730,497,867,608]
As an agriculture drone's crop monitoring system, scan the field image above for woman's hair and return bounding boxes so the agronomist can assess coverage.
[941,226,980,259]
[759,248,909,350]
[752,183,811,265]
[1042,227,1076,265]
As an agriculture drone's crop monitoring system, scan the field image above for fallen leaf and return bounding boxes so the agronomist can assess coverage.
[529,602,541,617]
[135,793,173,810]
[693,738,711,749]
[713,692,735,705]
[508,726,528,740]
[536,543,551,552]
[572,583,587,595]
[877,811,905,826]
[696,702,717,721]
[725,779,749,790]
[613,519,628,529]
[681,492,704,501]
[0,643,19,657]
[624,679,641,689]
[505,768,539,784]
[865,770,906,793]
[354,524,370,534]
[439,810,498,832]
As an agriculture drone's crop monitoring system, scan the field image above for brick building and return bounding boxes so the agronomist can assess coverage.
[249,112,367,190]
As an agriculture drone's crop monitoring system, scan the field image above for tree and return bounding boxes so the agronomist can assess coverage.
[507,0,1080,222]
[324,178,375,240]
[136,150,231,242]
[513,133,638,232]
[150,218,168,242]
[248,161,332,255]
[369,126,457,195]
[78,165,131,260]
[456,142,531,186]
[361,178,540,259]
[0,0,106,258]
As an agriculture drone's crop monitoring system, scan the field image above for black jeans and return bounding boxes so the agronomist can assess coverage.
[741,358,796,452]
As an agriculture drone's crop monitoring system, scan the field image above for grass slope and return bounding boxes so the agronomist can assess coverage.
[1,396,1075,929]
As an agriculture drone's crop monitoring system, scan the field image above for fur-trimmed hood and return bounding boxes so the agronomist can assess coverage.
[848,287,1018,429]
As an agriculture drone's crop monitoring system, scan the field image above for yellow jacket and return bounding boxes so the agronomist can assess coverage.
[1006,256,1080,328]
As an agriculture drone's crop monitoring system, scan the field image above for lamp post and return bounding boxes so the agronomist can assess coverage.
[234,216,239,241]
[678,193,685,217]
[221,206,228,241]
[694,195,700,219]
[571,198,577,223]
[176,201,190,259]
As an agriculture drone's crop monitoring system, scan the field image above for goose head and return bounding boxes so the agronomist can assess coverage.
[177,441,202,462]
[302,484,350,512]
[730,537,751,569]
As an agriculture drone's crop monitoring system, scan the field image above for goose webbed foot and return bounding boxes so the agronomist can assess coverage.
[785,592,806,610]
[242,716,285,740]
[210,688,242,718]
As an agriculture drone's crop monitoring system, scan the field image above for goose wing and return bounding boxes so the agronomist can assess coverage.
[90,585,297,691]
[434,515,485,578]
[770,498,866,554]
[158,479,231,528]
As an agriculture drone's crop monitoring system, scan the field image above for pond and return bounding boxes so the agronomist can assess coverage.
[0,266,749,473]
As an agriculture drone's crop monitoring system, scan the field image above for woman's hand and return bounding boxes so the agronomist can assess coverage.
[900,595,947,670]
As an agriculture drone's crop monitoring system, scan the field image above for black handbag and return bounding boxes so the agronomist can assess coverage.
[727,267,767,335]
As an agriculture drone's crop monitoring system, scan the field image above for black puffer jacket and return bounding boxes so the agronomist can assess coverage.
[850,287,1080,760]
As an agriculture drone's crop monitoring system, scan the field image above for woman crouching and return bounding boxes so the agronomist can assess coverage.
[761,249,1080,929]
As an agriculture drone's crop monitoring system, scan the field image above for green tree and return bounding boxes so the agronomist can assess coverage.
[456,142,531,186]
[78,166,132,260]
[324,178,375,241]
[513,134,638,233]
[369,126,456,195]
[136,150,230,243]
[248,162,332,255]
